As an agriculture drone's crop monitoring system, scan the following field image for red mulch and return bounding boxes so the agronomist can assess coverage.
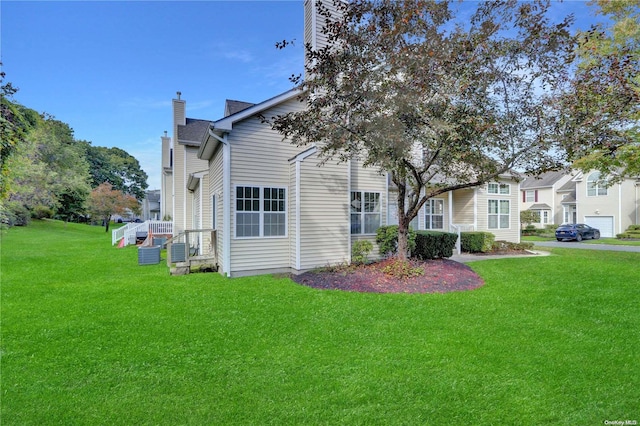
[292,258,484,294]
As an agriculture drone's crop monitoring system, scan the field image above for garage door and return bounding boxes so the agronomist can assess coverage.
[584,216,614,238]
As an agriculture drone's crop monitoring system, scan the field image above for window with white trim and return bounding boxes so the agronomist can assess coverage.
[488,183,510,195]
[425,199,444,230]
[525,190,535,202]
[235,186,286,238]
[351,191,381,234]
[488,199,510,229]
[587,172,608,196]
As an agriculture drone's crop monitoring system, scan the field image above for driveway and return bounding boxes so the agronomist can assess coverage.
[533,241,640,253]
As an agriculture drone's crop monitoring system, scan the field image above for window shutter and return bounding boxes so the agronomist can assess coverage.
[535,190,538,202]
[522,191,526,202]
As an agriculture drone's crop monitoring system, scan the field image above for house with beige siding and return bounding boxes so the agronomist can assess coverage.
[520,171,575,228]
[163,0,522,277]
[572,171,640,238]
[195,89,520,277]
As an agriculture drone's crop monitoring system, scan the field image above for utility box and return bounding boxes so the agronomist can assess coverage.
[170,243,186,263]
[138,246,161,265]
[152,237,167,248]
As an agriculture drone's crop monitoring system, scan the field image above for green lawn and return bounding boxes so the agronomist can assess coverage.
[2,220,639,425]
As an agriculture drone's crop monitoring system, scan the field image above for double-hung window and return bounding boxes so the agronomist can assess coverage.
[488,199,510,229]
[236,186,286,238]
[425,199,444,230]
[587,172,608,196]
[351,191,381,234]
[488,182,510,195]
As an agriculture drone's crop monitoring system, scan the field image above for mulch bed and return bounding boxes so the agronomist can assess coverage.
[291,258,485,294]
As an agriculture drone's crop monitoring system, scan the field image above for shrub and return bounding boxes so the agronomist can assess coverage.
[376,225,416,257]
[413,231,458,259]
[351,240,373,265]
[32,205,54,219]
[382,259,424,279]
[461,232,495,253]
[629,225,640,231]
[1,201,31,227]
[492,240,534,251]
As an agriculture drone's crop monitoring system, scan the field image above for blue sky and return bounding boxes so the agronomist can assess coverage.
[2,1,603,190]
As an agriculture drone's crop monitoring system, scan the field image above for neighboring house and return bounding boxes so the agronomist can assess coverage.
[522,169,640,236]
[163,0,521,277]
[160,92,211,235]
[520,171,574,228]
[141,189,161,221]
[572,171,640,238]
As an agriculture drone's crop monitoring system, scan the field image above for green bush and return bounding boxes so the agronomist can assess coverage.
[413,231,458,259]
[461,231,495,253]
[1,201,31,227]
[628,225,640,231]
[32,205,54,219]
[492,240,534,251]
[376,225,416,257]
[351,240,373,265]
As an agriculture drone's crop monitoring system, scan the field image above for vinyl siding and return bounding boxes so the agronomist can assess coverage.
[184,147,208,232]
[289,162,298,269]
[350,159,386,259]
[208,145,225,274]
[298,153,350,269]
[228,99,305,274]
[576,176,639,234]
[172,142,186,234]
[451,188,475,225]
[476,180,520,242]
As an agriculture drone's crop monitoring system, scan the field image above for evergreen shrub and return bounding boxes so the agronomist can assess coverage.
[461,231,495,253]
[413,231,458,259]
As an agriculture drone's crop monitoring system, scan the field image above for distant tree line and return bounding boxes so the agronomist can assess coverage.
[1,70,148,228]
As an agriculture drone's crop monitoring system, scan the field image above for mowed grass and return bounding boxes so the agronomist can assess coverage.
[2,220,639,425]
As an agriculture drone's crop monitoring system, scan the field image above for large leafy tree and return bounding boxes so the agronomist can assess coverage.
[0,65,31,199]
[87,183,139,232]
[559,0,639,180]
[270,0,576,260]
[7,114,91,217]
[83,144,148,201]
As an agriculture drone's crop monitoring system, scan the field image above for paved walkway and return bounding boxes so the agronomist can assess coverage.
[450,250,550,263]
[450,241,640,263]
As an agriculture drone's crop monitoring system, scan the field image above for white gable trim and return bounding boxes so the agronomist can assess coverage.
[213,88,302,133]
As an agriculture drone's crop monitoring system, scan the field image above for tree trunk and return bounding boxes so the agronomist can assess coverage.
[104,216,110,232]
[397,219,409,261]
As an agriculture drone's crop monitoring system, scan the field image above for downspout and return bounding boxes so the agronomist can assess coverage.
[295,160,301,271]
[347,159,352,263]
[619,183,622,235]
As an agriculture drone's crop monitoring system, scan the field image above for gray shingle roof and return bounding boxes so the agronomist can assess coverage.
[529,203,552,210]
[178,118,211,145]
[557,179,576,192]
[520,171,567,189]
[224,100,255,117]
